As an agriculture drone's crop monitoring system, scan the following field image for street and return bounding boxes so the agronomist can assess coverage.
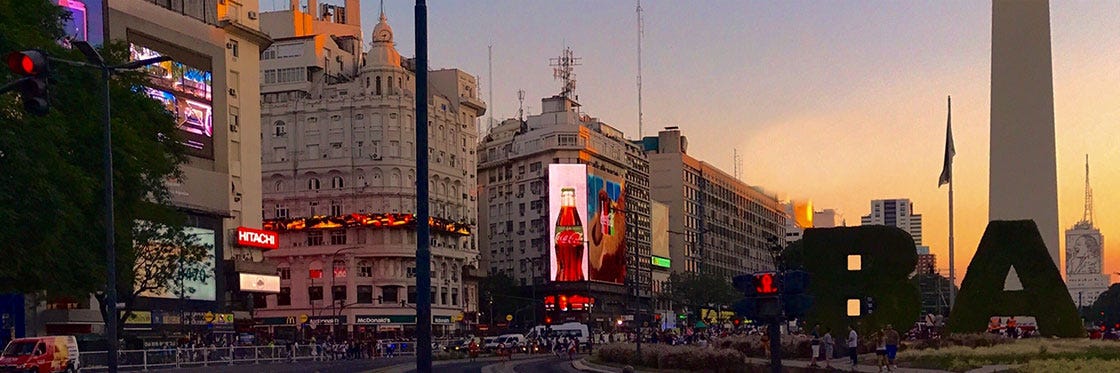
[512,355,582,373]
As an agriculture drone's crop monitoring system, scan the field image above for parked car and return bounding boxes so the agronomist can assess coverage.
[0,336,80,373]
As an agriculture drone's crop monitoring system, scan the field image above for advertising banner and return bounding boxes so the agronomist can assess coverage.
[236,227,279,249]
[548,164,589,282]
[55,0,104,46]
[136,225,217,301]
[238,273,280,293]
[129,43,215,159]
[586,170,626,284]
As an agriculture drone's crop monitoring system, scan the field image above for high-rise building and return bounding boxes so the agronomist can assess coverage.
[644,128,786,279]
[476,91,651,328]
[255,5,484,338]
[861,199,923,245]
[916,246,936,275]
[30,0,271,338]
[1066,156,1107,307]
[813,209,844,228]
[989,0,1060,267]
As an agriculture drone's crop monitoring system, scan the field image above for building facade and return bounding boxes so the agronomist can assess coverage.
[31,0,271,340]
[255,5,484,339]
[644,128,785,280]
[476,93,650,329]
[861,199,923,245]
[1066,156,1107,307]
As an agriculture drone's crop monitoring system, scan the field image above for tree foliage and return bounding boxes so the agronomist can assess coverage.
[0,0,204,319]
[1090,284,1120,327]
[662,271,737,320]
[478,271,521,323]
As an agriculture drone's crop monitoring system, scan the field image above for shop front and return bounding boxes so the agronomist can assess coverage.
[353,314,456,339]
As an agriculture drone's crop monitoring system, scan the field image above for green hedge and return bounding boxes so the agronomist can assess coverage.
[947,220,1083,337]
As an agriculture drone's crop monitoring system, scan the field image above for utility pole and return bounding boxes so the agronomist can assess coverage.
[414,1,432,371]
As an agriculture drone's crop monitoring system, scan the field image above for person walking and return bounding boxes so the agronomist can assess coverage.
[822,328,835,370]
[847,325,859,371]
[874,328,888,372]
[885,324,901,371]
[809,324,822,367]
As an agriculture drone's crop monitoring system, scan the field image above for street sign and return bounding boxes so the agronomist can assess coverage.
[622,315,634,321]
[505,314,513,322]
[203,312,215,323]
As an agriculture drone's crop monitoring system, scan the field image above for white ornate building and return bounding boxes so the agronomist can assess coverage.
[255,4,484,338]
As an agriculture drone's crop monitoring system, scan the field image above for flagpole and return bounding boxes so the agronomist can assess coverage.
[947,95,957,311]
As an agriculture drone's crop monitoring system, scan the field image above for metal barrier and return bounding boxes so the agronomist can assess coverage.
[77,345,351,372]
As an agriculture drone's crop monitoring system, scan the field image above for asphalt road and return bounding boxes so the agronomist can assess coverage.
[154,356,414,373]
[512,356,582,373]
[399,360,491,373]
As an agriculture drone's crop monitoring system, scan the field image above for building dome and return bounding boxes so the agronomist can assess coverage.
[367,12,401,67]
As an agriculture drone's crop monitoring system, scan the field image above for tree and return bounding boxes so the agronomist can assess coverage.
[1090,284,1120,327]
[663,271,737,322]
[478,271,520,324]
[0,0,198,321]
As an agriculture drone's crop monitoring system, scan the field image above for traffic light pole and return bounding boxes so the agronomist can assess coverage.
[99,61,119,373]
[414,1,432,372]
[768,320,781,373]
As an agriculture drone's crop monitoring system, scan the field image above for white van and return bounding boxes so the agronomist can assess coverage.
[526,322,590,346]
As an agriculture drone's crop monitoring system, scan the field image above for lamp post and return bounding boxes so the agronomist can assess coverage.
[68,41,172,373]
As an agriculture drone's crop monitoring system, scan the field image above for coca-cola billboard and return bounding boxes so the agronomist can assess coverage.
[236,227,279,250]
[549,164,589,282]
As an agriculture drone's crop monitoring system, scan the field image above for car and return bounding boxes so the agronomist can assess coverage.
[0,336,80,373]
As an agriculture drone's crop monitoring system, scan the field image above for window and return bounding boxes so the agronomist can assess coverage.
[308,286,323,301]
[529,162,542,172]
[307,231,324,246]
[252,293,267,308]
[332,285,346,301]
[407,266,416,278]
[229,39,239,57]
[357,285,373,304]
[331,176,344,189]
[431,287,437,304]
[375,76,382,95]
[440,287,448,305]
[451,288,459,306]
[382,286,399,303]
[407,286,417,304]
[229,106,239,132]
[308,178,320,190]
[275,205,289,218]
[332,259,346,278]
[330,230,347,245]
[278,287,291,306]
[277,267,291,280]
[358,261,372,277]
[330,202,343,217]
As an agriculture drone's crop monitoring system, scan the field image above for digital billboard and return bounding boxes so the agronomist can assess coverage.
[138,226,217,301]
[548,164,589,282]
[129,44,215,159]
[56,0,104,46]
[586,170,626,284]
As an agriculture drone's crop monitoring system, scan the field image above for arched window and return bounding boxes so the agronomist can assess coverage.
[331,176,344,189]
[308,178,320,190]
[441,263,448,279]
[274,120,286,136]
[375,76,382,95]
[274,180,283,192]
[387,75,393,93]
[366,77,370,88]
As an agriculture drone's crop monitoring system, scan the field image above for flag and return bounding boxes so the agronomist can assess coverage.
[938,96,955,187]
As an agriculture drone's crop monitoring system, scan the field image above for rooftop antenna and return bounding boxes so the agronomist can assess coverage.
[1083,154,1093,225]
[550,47,581,99]
[488,44,494,132]
[517,89,526,121]
[637,0,644,138]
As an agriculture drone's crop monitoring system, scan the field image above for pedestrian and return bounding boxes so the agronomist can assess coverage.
[567,337,577,361]
[822,328,835,370]
[809,324,821,367]
[468,338,479,362]
[884,324,900,371]
[847,325,859,371]
[874,328,888,372]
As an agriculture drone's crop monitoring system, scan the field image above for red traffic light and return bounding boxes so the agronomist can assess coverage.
[732,319,741,326]
[5,50,48,76]
[653,313,662,321]
[544,316,552,325]
[756,273,778,294]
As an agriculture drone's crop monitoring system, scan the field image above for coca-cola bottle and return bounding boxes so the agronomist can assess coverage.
[555,187,584,281]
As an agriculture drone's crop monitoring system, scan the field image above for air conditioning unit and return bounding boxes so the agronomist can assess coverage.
[230,124,240,132]
[248,11,259,20]
[229,88,237,97]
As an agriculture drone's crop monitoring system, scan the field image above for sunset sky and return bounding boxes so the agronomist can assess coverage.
[268,1,1120,281]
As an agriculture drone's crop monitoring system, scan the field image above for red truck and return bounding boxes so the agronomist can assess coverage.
[0,336,80,373]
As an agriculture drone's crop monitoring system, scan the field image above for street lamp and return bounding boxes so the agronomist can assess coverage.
[69,40,172,373]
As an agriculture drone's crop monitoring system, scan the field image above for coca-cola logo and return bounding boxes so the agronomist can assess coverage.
[237,227,279,249]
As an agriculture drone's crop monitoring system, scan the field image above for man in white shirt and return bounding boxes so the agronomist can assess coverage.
[847,325,859,370]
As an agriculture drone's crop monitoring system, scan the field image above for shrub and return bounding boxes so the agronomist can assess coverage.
[595,343,752,372]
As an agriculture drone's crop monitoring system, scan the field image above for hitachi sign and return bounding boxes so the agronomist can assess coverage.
[236,227,279,249]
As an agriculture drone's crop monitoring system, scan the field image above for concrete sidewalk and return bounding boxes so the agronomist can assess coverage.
[574,355,957,373]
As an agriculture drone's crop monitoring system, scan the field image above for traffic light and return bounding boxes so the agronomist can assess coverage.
[544,316,552,325]
[653,313,662,322]
[4,50,50,116]
[865,296,875,315]
[733,272,782,319]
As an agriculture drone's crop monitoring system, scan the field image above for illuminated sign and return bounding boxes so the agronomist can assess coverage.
[236,226,279,249]
[586,169,626,284]
[543,294,595,312]
[136,225,216,301]
[129,44,214,159]
[238,273,280,293]
[756,272,778,295]
[263,213,471,236]
[651,256,671,268]
[549,164,589,282]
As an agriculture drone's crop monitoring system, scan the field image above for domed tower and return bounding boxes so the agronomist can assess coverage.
[362,10,408,96]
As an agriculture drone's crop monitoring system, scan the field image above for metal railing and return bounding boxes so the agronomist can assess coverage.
[77,339,468,371]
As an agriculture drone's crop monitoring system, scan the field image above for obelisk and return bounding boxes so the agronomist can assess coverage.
[989,0,1060,268]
